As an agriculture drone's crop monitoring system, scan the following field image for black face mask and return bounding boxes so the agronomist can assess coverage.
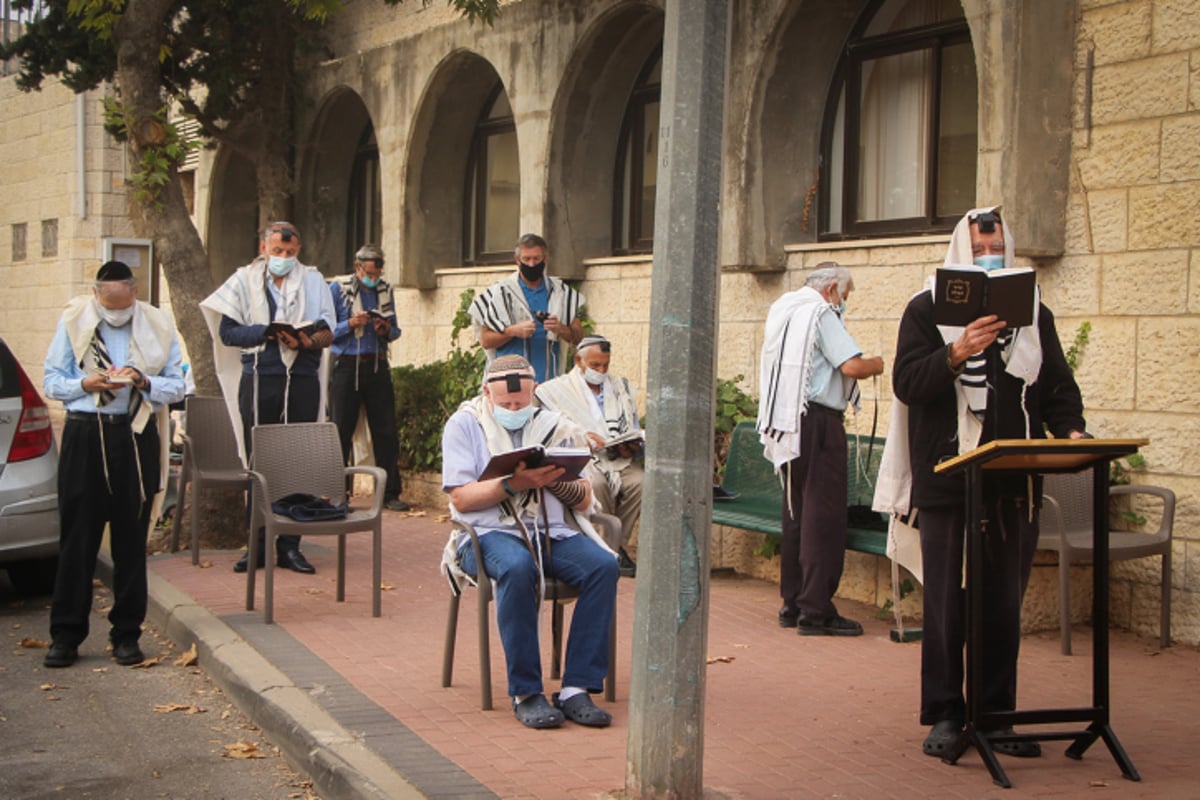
[519,261,546,283]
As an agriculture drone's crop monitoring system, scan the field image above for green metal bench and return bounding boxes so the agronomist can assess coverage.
[712,420,888,556]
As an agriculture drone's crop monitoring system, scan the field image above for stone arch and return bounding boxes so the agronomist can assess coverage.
[205,144,260,283]
[294,87,375,277]
[731,0,868,270]
[403,51,507,289]
[545,2,665,279]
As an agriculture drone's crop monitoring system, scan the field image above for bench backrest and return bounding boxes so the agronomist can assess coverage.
[722,420,887,527]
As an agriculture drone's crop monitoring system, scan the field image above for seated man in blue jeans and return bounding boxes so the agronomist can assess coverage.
[441,355,619,729]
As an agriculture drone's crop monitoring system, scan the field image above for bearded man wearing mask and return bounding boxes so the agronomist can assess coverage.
[469,233,584,382]
[200,221,335,575]
[535,335,642,575]
[877,206,1087,759]
[440,355,619,729]
[42,261,187,667]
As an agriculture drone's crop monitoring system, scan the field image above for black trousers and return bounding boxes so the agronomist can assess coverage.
[329,357,401,500]
[51,417,160,646]
[918,497,1039,726]
[238,372,321,553]
[779,406,848,618]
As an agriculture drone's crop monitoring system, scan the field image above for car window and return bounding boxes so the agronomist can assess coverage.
[0,343,22,399]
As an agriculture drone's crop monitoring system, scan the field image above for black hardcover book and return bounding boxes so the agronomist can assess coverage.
[479,445,591,482]
[933,266,1036,328]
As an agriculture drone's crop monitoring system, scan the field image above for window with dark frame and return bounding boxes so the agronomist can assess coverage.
[613,47,662,255]
[463,85,519,265]
[347,126,382,267]
[11,223,26,261]
[820,0,976,240]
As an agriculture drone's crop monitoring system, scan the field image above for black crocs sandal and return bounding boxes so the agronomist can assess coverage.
[986,727,1042,758]
[512,694,564,729]
[553,692,612,727]
[922,720,963,757]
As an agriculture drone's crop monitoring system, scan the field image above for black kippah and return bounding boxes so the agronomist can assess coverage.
[97,261,133,282]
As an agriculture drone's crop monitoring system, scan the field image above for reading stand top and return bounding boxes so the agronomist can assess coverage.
[933,438,1149,476]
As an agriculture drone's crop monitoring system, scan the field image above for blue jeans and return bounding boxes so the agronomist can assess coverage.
[459,531,618,698]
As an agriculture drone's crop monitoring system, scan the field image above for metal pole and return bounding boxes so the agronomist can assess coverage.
[625,1,728,797]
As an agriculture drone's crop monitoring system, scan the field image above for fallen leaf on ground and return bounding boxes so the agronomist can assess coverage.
[199,560,214,569]
[435,513,450,522]
[154,702,206,714]
[39,683,66,691]
[223,740,268,759]
[174,642,199,667]
[304,588,323,596]
[131,656,164,669]
[381,583,395,591]
[402,509,426,517]
[92,667,109,673]
[706,655,735,664]
[19,637,49,649]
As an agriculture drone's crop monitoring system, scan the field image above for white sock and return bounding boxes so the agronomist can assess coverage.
[558,686,586,702]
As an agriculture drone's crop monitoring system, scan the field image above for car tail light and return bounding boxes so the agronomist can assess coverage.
[9,362,53,462]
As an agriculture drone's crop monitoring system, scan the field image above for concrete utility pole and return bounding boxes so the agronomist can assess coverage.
[625,1,728,798]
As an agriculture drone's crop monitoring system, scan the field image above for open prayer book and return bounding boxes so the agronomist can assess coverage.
[265,319,327,340]
[601,429,645,458]
[933,266,1035,328]
[479,445,592,482]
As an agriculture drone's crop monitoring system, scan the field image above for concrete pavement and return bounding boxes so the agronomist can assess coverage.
[134,508,1200,799]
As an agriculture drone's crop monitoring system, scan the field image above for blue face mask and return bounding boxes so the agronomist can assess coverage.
[492,404,534,431]
[974,255,1005,272]
[361,275,379,289]
[268,255,296,276]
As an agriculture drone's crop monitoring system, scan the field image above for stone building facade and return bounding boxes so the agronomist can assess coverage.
[2,0,1197,645]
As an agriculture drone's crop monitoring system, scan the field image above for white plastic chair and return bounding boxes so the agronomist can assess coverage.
[244,422,386,624]
[1038,471,1174,655]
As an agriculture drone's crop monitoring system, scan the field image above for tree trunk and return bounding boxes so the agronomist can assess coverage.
[114,0,243,543]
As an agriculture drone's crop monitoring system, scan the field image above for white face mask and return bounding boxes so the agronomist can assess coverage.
[96,299,134,328]
[492,404,534,431]
[268,255,296,276]
[583,368,607,386]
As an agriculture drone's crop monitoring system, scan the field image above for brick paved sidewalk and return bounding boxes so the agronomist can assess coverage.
[149,509,1200,799]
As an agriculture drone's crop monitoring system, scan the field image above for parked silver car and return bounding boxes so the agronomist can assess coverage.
[0,337,59,596]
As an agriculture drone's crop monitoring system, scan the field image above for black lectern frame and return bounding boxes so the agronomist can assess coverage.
[934,438,1148,788]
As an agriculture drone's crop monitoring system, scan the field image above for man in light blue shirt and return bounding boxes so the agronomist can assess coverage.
[42,261,186,668]
[757,263,884,636]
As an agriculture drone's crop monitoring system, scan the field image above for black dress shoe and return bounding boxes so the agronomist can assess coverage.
[112,640,145,666]
[778,605,800,628]
[233,550,266,573]
[44,642,78,668]
[617,547,637,577]
[384,497,411,511]
[277,549,316,574]
[797,613,863,636]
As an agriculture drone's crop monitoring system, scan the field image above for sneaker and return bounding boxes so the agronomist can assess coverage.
[384,497,411,512]
[796,613,863,637]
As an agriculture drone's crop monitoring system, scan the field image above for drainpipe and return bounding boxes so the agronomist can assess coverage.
[76,92,87,220]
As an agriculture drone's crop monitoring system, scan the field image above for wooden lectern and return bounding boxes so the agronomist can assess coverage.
[934,438,1148,788]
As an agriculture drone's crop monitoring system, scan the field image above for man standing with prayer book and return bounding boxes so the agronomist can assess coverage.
[42,261,186,668]
[875,206,1088,760]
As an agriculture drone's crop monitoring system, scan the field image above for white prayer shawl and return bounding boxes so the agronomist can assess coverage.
[468,273,584,369]
[199,258,334,465]
[756,285,837,470]
[535,370,640,490]
[62,296,176,530]
[439,395,613,598]
[874,206,1044,591]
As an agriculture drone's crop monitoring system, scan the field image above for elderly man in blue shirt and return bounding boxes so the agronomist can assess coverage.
[42,261,186,668]
[328,244,407,511]
[757,263,885,636]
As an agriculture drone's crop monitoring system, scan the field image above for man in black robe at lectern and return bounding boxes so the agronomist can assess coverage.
[891,206,1088,760]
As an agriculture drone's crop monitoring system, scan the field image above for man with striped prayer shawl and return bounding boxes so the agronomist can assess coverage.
[886,206,1087,760]
[41,261,186,668]
[757,263,885,637]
